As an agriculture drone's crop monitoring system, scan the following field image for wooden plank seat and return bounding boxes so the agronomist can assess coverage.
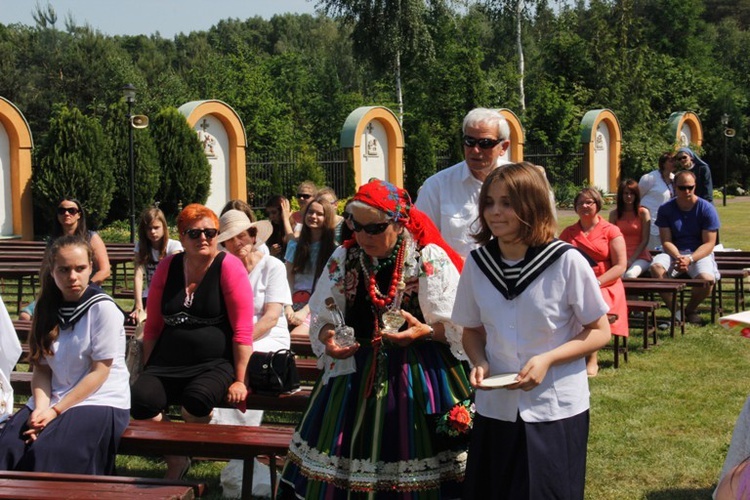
[627,299,660,349]
[623,279,685,337]
[119,420,294,500]
[0,471,204,499]
[0,477,194,499]
[715,268,749,313]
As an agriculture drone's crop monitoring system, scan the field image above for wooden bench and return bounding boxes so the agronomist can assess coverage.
[627,299,660,349]
[623,279,685,337]
[119,420,294,500]
[0,471,202,499]
[715,268,749,313]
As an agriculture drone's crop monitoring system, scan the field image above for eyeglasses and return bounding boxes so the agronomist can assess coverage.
[57,207,80,215]
[677,185,695,192]
[576,200,597,207]
[296,193,312,200]
[344,213,391,235]
[463,135,503,150]
[183,228,218,239]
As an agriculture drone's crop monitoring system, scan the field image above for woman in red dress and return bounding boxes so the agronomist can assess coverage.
[560,187,628,376]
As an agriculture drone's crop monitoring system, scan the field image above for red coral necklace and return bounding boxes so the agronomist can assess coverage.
[358,235,406,309]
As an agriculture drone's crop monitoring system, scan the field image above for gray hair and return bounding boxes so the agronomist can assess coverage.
[462,108,510,141]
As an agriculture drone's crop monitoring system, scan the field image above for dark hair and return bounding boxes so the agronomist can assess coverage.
[473,162,557,247]
[292,196,337,287]
[52,197,87,239]
[615,179,641,218]
[658,152,674,171]
[136,207,170,266]
[220,199,256,222]
[264,195,287,251]
[29,235,93,364]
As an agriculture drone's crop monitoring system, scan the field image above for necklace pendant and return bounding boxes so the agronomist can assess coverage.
[184,292,194,308]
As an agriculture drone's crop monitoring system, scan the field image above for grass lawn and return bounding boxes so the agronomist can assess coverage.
[12,197,750,498]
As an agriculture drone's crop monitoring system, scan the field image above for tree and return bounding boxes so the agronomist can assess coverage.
[150,107,211,217]
[317,0,435,123]
[32,105,115,233]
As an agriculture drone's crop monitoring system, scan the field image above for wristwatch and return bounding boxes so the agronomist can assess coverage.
[425,324,434,341]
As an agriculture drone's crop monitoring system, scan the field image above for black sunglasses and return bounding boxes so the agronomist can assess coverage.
[677,156,690,161]
[344,213,391,235]
[183,228,218,239]
[296,193,312,200]
[677,185,695,192]
[463,135,503,150]
[57,207,80,215]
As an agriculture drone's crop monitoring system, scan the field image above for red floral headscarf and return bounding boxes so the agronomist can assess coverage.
[346,179,463,272]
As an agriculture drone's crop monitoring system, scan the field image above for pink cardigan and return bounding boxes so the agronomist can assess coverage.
[144,252,254,345]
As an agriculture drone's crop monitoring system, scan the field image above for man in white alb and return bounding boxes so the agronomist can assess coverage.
[415,108,511,258]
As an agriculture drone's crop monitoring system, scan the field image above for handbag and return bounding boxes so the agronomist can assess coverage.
[248,349,300,396]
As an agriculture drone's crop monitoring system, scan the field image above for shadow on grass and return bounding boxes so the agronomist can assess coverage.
[645,486,715,499]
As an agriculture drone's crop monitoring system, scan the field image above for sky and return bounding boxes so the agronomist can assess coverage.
[0,0,320,38]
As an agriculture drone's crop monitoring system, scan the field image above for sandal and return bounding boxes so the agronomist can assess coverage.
[686,312,703,325]
[164,456,191,480]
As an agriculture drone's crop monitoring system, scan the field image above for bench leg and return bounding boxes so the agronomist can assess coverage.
[242,458,255,500]
[614,336,619,368]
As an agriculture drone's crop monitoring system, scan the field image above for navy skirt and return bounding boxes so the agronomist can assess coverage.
[463,410,589,500]
[0,405,130,475]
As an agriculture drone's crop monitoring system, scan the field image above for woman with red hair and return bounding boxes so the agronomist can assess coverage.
[279,180,470,499]
[130,204,254,479]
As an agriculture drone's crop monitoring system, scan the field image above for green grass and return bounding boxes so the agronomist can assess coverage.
[8,198,750,498]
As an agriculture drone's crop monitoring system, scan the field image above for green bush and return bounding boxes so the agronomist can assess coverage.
[32,105,115,232]
[151,108,211,218]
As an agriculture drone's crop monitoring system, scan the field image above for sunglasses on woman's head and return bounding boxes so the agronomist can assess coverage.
[57,207,80,215]
[344,212,390,235]
[183,228,218,239]
[462,135,502,150]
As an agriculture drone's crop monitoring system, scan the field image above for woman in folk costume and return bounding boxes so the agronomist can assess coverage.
[560,187,629,377]
[452,163,611,499]
[279,179,471,499]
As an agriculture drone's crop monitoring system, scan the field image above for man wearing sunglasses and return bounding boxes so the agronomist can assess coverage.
[649,170,721,325]
[415,108,511,258]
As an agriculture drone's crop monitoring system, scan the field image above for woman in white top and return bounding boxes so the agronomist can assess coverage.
[0,235,130,474]
[639,152,676,250]
[452,162,611,499]
[130,207,183,322]
[218,210,292,351]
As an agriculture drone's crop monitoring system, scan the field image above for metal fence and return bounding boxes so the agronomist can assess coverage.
[245,150,349,208]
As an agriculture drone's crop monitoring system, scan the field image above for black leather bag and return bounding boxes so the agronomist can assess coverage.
[248,349,300,396]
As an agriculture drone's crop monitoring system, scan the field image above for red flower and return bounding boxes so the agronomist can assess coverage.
[448,405,472,433]
[422,261,434,276]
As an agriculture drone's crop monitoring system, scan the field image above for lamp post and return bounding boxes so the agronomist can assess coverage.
[722,113,729,207]
[121,84,137,243]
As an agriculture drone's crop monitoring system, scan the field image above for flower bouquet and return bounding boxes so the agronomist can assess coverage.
[436,398,475,438]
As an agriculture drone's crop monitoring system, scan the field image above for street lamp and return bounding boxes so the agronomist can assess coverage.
[121,84,137,243]
[722,113,729,207]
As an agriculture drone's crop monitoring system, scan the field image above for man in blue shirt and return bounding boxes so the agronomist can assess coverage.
[650,170,720,324]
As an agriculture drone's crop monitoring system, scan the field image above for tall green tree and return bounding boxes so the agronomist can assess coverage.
[32,105,115,233]
[150,107,211,217]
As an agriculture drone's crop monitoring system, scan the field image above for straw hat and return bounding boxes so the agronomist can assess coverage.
[217,209,273,247]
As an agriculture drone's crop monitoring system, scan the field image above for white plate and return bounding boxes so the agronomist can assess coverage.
[480,373,519,389]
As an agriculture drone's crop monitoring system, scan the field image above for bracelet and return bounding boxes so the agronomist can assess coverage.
[688,254,694,263]
[425,324,434,341]
[597,279,602,286]
[52,406,62,416]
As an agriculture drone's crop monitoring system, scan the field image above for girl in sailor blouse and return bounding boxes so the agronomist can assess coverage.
[452,162,611,499]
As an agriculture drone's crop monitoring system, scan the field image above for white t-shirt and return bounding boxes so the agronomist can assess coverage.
[638,169,674,237]
[452,248,608,423]
[248,254,292,352]
[134,239,183,298]
[30,300,130,410]
[416,159,511,258]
